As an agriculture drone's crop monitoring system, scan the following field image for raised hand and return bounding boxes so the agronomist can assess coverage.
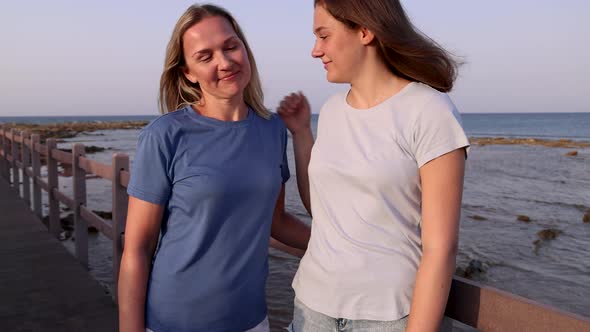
[276,91,314,216]
[277,91,311,135]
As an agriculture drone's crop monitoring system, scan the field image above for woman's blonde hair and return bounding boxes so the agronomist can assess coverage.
[159,4,270,118]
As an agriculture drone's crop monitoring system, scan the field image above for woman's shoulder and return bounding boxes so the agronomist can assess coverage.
[407,82,458,117]
[141,107,190,137]
[257,111,287,131]
[406,82,449,103]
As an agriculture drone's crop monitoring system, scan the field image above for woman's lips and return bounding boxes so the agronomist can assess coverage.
[220,71,240,81]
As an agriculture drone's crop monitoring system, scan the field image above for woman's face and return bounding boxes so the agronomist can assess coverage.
[311,5,365,83]
[182,16,251,101]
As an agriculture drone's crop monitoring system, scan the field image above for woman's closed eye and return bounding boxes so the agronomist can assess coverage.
[196,52,212,62]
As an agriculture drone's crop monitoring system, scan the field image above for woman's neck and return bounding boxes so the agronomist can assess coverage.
[192,94,248,121]
[347,57,411,110]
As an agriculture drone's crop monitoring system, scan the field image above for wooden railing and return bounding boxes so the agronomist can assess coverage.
[1,125,589,331]
[0,126,128,302]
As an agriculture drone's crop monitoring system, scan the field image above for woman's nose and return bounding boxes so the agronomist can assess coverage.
[218,52,232,69]
[311,41,323,58]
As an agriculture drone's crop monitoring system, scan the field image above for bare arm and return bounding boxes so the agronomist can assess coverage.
[292,128,314,216]
[270,185,311,257]
[406,149,466,332]
[118,197,163,332]
[269,237,306,258]
[277,92,314,216]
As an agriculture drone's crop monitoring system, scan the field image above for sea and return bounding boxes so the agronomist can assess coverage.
[2,112,589,330]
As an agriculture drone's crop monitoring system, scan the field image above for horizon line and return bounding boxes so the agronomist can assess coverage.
[1,111,590,118]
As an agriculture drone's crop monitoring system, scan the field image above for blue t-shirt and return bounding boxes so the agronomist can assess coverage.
[127,106,290,332]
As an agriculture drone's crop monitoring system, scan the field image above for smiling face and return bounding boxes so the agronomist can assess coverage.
[182,15,251,102]
[311,5,365,83]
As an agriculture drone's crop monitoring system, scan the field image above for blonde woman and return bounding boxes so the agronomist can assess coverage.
[118,4,309,332]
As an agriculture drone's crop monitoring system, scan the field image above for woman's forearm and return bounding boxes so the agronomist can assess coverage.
[292,128,314,216]
[406,249,457,332]
[269,236,306,258]
[272,211,310,252]
[118,251,152,332]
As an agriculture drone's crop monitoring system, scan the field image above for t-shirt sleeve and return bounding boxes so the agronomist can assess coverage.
[127,129,172,205]
[412,94,470,168]
[280,127,291,184]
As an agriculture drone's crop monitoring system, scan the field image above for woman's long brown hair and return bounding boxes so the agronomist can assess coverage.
[316,0,459,92]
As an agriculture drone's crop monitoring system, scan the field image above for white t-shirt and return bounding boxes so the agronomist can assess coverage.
[292,82,470,321]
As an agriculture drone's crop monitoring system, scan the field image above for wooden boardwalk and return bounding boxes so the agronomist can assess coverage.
[0,177,117,331]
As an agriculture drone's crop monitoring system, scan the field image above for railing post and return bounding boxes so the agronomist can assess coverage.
[31,134,42,218]
[73,143,88,268]
[21,131,31,207]
[46,138,60,237]
[11,128,20,191]
[112,153,129,303]
[0,126,8,181]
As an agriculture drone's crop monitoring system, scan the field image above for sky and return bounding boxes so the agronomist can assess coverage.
[1,0,589,116]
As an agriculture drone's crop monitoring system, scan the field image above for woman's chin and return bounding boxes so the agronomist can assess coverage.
[326,75,347,84]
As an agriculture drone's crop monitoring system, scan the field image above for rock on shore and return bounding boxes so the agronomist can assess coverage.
[4,121,149,141]
[470,137,590,148]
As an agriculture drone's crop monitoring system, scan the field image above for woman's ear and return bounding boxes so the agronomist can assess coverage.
[359,27,375,46]
[183,67,198,84]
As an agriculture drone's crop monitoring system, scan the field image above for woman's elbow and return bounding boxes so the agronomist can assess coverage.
[423,242,458,261]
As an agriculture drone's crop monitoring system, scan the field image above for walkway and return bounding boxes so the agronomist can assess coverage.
[0,177,117,331]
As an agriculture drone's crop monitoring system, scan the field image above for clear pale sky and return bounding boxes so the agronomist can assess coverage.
[1,0,588,116]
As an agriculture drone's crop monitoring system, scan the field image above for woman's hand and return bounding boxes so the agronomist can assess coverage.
[277,91,311,136]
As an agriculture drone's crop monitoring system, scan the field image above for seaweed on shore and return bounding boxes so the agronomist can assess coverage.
[537,228,562,240]
[517,215,531,223]
[456,259,488,280]
[533,228,563,254]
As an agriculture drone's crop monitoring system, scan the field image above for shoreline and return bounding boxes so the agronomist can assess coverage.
[469,137,590,148]
[3,121,590,148]
[2,121,149,140]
